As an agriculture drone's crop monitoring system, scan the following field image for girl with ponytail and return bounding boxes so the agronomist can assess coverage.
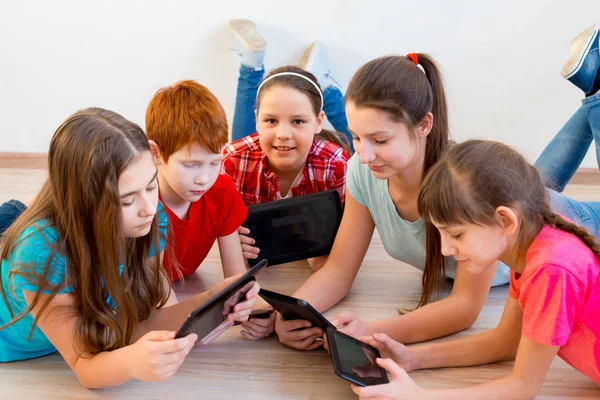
[275,53,515,350]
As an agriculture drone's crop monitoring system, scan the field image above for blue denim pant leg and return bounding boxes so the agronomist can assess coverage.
[323,85,354,153]
[535,92,600,192]
[583,92,600,168]
[548,189,600,239]
[535,105,593,192]
[0,200,26,236]
[231,66,264,142]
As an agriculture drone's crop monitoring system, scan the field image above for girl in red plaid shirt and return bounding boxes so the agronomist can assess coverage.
[222,66,351,208]
[222,66,351,276]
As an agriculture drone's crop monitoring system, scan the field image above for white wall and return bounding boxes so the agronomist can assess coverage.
[1,0,599,165]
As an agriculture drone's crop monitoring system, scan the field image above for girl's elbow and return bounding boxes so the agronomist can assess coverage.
[457,308,480,330]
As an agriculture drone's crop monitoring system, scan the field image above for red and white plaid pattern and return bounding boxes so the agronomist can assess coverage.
[222,133,348,206]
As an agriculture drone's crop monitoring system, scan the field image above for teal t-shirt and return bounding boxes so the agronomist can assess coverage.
[346,154,511,286]
[0,204,168,362]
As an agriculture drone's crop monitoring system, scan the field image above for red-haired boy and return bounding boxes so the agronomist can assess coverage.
[146,80,247,282]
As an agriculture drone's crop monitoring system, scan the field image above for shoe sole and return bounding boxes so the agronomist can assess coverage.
[299,41,319,70]
[562,24,598,78]
[228,19,267,52]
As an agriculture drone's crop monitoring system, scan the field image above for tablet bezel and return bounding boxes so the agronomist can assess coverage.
[175,259,268,339]
[257,288,334,330]
[245,190,343,267]
[325,326,389,387]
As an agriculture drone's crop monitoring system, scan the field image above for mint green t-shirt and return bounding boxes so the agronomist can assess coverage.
[346,154,510,286]
[0,204,168,362]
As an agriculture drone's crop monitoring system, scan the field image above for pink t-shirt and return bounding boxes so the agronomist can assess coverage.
[509,225,600,384]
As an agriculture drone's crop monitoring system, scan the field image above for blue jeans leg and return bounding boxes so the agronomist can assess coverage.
[548,189,600,239]
[0,200,26,236]
[535,92,600,192]
[231,66,265,142]
[583,92,600,168]
[323,85,353,153]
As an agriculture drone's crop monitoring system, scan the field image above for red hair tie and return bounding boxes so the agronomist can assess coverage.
[406,53,419,65]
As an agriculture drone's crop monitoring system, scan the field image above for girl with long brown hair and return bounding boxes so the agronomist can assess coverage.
[353,140,600,398]
[0,108,259,388]
[275,52,600,352]
[274,53,512,350]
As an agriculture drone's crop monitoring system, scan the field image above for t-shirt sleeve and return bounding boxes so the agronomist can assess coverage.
[346,154,367,207]
[11,225,70,295]
[518,264,586,347]
[149,202,169,257]
[217,176,248,237]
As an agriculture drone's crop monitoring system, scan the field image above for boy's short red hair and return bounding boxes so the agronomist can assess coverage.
[146,80,228,160]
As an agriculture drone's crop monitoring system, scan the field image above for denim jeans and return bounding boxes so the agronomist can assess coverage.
[548,189,600,238]
[534,91,600,237]
[231,65,354,152]
[535,92,600,192]
[0,200,26,236]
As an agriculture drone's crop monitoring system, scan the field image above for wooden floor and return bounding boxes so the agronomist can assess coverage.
[0,168,598,399]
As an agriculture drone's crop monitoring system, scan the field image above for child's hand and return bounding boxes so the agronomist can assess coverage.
[275,312,324,350]
[358,333,417,373]
[240,311,276,340]
[238,227,260,259]
[351,358,427,399]
[222,281,260,323]
[129,330,197,382]
[332,311,371,339]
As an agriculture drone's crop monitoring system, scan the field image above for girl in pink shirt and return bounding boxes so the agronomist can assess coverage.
[352,140,600,399]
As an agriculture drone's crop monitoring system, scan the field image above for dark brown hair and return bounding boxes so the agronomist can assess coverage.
[346,54,450,306]
[418,140,600,269]
[0,108,170,355]
[146,80,228,159]
[256,65,351,155]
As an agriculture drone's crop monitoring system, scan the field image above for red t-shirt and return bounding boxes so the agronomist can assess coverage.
[162,174,248,282]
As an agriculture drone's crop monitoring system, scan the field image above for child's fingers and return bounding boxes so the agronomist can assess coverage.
[284,326,323,342]
[331,311,355,328]
[155,335,197,354]
[244,318,273,334]
[376,358,408,380]
[244,315,275,327]
[161,343,194,366]
[240,323,268,339]
[242,281,259,296]
[307,338,325,351]
[238,226,251,235]
[280,319,314,332]
[241,330,261,340]
[295,333,324,350]
[239,234,255,245]
[243,249,259,259]
[358,336,383,351]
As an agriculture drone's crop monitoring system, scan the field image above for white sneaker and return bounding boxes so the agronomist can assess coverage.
[299,41,339,90]
[229,19,267,70]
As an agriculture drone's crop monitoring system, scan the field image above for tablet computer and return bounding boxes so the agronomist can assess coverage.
[245,190,343,267]
[257,288,334,330]
[325,327,389,387]
[175,259,268,339]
